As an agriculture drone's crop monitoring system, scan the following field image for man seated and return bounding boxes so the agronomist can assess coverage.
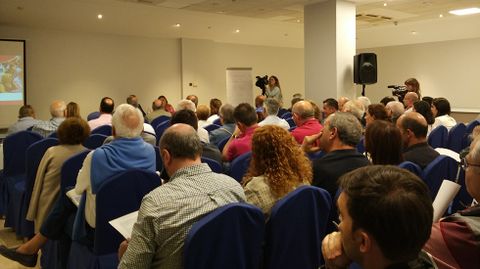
[176,99,209,143]
[88,97,115,130]
[423,136,480,268]
[32,100,66,137]
[186,94,199,108]
[118,123,245,268]
[386,101,405,124]
[397,112,439,168]
[403,92,419,114]
[0,104,156,267]
[7,104,40,135]
[145,98,171,123]
[303,112,369,199]
[126,94,146,117]
[322,98,338,119]
[222,103,258,162]
[258,98,290,130]
[291,100,323,144]
[209,104,236,146]
[322,165,435,269]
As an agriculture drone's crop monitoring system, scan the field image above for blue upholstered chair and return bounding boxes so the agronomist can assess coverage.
[184,203,264,269]
[229,152,252,182]
[356,136,365,154]
[204,124,221,132]
[421,155,456,199]
[17,138,59,238]
[83,134,108,149]
[201,156,223,173]
[91,125,112,136]
[447,123,466,153]
[398,161,422,177]
[3,131,43,227]
[68,169,161,269]
[264,186,332,269]
[150,115,171,129]
[154,146,163,172]
[60,150,91,193]
[216,136,230,152]
[280,111,292,119]
[213,118,222,126]
[155,121,170,145]
[286,118,296,128]
[87,111,100,121]
[428,125,448,149]
[462,119,480,148]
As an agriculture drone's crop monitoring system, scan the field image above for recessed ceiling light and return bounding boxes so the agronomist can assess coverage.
[235,29,240,33]
[174,23,181,27]
[97,14,103,19]
[439,14,443,18]
[449,7,480,16]
[411,31,417,35]
[217,11,225,14]
[296,19,301,23]
[383,2,387,7]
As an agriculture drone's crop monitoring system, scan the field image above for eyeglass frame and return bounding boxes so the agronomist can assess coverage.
[460,157,480,170]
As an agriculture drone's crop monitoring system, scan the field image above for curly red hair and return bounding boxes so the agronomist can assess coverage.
[242,125,312,198]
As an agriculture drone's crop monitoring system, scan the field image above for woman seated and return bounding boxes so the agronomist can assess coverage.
[365,103,388,126]
[242,125,312,218]
[431,97,457,131]
[365,120,403,165]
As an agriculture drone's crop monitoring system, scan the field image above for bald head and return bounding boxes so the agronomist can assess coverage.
[404,92,419,108]
[397,112,428,138]
[338,96,350,111]
[292,100,315,119]
[160,123,202,160]
[112,104,144,138]
[152,99,165,111]
[50,100,66,118]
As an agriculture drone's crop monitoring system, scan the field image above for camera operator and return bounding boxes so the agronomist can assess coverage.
[404,78,421,98]
[265,75,283,105]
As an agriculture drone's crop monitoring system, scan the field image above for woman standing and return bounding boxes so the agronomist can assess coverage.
[265,75,283,105]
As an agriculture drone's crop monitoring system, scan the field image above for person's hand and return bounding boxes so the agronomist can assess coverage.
[232,126,241,138]
[302,132,322,153]
[118,239,129,260]
[321,232,351,269]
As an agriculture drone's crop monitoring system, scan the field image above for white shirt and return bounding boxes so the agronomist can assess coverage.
[432,114,457,131]
[197,127,210,143]
[207,114,220,124]
[258,115,290,130]
[88,113,112,131]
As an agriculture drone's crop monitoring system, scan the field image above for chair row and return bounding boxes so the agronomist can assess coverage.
[428,119,480,153]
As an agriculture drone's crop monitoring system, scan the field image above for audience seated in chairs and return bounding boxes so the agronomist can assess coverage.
[242,125,312,218]
[207,98,222,124]
[117,123,245,268]
[322,98,338,119]
[431,97,457,131]
[222,103,258,162]
[258,98,290,130]
[385,101,405,124]
[423,135,480,268]
[32,100,66,137]
[322,166,435,269]
[365,120,403,165]
[7,105,40,135]
[65,102,81,118]
[176,99,210,143]
[145,98,171,124]
[290,100,323,144]
[87,97,114,130]
[196,104,210,129]
[397,112,439,169]
[302,112,369,200]
[413,100,435,135]
[0,104,155,268]
[27,118,90,234]
[365,103,389,126]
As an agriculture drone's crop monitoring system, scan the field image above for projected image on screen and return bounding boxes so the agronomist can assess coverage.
[0,55,23,94]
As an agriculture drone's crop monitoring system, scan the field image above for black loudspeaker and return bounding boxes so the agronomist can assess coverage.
[354,53,377,85]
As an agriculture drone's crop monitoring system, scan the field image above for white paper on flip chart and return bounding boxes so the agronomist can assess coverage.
[109,211,139,239]
[432,180,461,223]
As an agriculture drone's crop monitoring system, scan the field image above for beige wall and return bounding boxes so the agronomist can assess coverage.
[356,37,480,114]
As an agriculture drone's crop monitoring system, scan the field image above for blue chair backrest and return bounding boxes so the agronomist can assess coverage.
[280,112,292,119]
[216,136,230,151]
[213,118,222,126]
[204,124,221,132]
[286,118,296,128]
[264,186,332,269]
[450,168,473,213]
[87,111,100,121]
[91,125,112,136]
[155,121,171,145]
[83,134,108,149]
[154,146,163,172]
[48,131,58,138]
[447,123,466,153]
[184,203,264,269]
[462,120,480,148]
[95,169,161,254]
[60,150,90,193]
[24,138,59,206]
[201,156,223,173]
[150,115,171,128]
[398,161,422,177]
[3,131,43,177]
[356,136,365,154]
[229,152,252,182]
[421,155,456,199]
[428,125,448,149]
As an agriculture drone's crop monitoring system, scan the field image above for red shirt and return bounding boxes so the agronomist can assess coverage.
[291,118,323,144]
[226,125,258,162]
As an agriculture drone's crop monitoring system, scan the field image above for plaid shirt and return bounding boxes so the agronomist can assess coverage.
[119,163,246,269]
[32,117,64,137]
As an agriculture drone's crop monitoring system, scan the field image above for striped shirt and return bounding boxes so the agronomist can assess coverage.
[32,117,64,137]
[119,163,246,269]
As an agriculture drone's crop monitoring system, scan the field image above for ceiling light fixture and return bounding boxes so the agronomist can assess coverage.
[449,7,480,16]
[97,14,103,19]
[296,19,301,23]
[411,31,417,35]
[174,23,181,27]
[383,2,387,7]
[235,29,240,33]
[439,14,443,18]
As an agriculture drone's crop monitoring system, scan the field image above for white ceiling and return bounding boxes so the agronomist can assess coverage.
[1,0,480,49]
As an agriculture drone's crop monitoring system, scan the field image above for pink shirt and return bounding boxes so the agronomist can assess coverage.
[88,113,112,131]
[226,125,258,162]
[291,118,323,144]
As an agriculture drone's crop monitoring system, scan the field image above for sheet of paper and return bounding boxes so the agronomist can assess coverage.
[109,211,139,239]
[66,189,82,207]
[432,180,461,223]
[435,148,461,163]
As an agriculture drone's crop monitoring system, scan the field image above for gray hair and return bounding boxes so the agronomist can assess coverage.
[386,101,405,119]
[176,99,196,112]
[160,123,202,160]
[327,112,363,147]
[342,100,364,120]
[112,104,144,138]
[219,104,235,124]
[265,98,280,116]
[357,96,371,111]
[469,136,480,170]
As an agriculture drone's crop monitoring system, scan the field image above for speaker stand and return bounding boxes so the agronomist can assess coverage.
[361,84,366,96]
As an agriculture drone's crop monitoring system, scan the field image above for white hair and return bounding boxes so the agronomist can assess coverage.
[112,104,144,138]
[386,101,405,119]
[342,100,364,120]
[356,96,371,111]
[176,99,196,112]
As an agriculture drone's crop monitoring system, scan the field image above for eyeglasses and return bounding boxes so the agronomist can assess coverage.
[460,158,480,170]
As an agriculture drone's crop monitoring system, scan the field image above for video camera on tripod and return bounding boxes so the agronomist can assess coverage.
[388,85,408,100]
